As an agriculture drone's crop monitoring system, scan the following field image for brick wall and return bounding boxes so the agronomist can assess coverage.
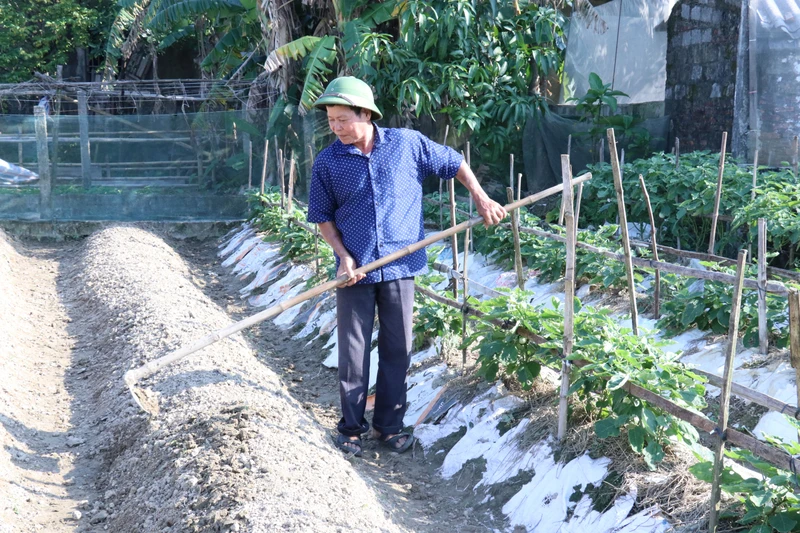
[665,0,741,152]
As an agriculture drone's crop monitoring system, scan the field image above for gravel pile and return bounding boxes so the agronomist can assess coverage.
[66,226,408,533]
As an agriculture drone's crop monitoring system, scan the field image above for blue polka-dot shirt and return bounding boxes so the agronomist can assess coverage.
[307,125,463,285]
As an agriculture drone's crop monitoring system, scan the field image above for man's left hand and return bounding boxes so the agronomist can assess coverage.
[476,198,508,227]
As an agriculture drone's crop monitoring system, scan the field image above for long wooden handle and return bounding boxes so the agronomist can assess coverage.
[124,172,592,386]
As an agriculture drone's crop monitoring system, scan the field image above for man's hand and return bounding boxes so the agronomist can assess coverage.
[476,197,508,227]
[338,254,365,286]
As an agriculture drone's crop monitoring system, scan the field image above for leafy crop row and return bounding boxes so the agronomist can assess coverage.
[576,151,799,265]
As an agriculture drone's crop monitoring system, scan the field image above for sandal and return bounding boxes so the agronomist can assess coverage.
[334,434,363,457]
[377,432,415,454]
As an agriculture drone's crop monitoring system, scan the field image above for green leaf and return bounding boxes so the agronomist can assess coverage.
[769,513,797,533]
[595,417,621,439]
[298,35,338,114]
[642,440,665,469]
[607,373,629,391]
[264,36,323,73]
[748,525,773,533]
[628,426,646,453]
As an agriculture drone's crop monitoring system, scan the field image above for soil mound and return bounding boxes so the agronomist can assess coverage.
[65,226,407,532]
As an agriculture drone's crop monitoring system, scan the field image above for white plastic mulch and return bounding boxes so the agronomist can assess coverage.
[219,222,795,533]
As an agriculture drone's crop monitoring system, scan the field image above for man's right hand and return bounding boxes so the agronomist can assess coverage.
[338,255,365,286]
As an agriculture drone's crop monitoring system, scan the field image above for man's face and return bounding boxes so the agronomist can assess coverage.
[326,105,372,145]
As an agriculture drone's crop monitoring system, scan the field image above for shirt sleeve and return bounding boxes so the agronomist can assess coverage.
[307,158,336,224]
[413,130,463,182]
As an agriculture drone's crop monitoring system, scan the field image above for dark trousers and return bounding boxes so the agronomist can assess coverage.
[336,277,414,437]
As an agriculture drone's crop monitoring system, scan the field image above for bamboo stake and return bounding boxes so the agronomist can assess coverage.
[559,140,569,225]
[462,227,471,368]
[509,154,514,191]
[508,223,789,295]
[608,128,639,335]
[466,141,474,252]
[286,156,296,215]
[278,148,285,211]
[273,137,279,186]
[675,137,680,169]
[638,175,661,319]
[793,135,799,178]
[574,183,584,238]
[558,154,575,441]
[708,249,748,533]
[417,281,800,469]
[599,138,605,164]
[77,91,92,188]
[17,125,23,166]
[758,218,768,355]
[507,187,525,289]
[123,174,592,415]
[752,148,759,205]
[517,173,523,203]
[247,135,253,189]
[260,138,269,195]
[440,125,449,231]
[709,131,728,254]
[449,178,460,300]
[314,225,321,277]
[51,65,62,183]
[789,291,800,436]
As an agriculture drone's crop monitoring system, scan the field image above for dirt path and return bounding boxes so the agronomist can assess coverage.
[173,238,523,533]
[0,237,99,532]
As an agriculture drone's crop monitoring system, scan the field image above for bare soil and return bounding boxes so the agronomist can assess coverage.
[172,237,532,533]
[0,234,100,532]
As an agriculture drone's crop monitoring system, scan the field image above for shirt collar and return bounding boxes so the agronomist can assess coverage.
[332,123,384,155]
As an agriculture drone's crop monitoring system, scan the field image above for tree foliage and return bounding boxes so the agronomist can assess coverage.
[0,0,115,83]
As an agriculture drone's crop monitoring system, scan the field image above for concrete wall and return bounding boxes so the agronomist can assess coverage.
[665,0,742,152]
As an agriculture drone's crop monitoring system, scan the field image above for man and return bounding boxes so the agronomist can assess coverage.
[307,76,507,457]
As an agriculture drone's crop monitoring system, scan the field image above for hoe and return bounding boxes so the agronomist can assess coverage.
[124,173,592,415]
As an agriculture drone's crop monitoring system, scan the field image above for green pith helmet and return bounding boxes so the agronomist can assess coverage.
[313,76,382,120]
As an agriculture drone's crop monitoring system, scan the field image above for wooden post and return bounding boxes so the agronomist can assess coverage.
[793,135,799,178]
[17,125,23,166]
[758,218,768,355]
[78,91,92,188]
[559,140,569,225]
[462,227,471,368]
[34,106,52,220]
[449,177,459,300]
[507,187,525,289]
[558,154,575,441]
[709,131,728,255]
[278,148,285,211]
[260,138,269,195]
[789,291,800,429]
[245,134,253,189]
[509,153,514,191]
[466,141,474,252]
[51,65,63,183]
[599,138,605,164]
[639,175,661,319]
[708,249,749,533]
[439,125,449,231]
[286,156,296,215]
[273,137,279,186]
[608,129,639,335]
[675,137,680,169]
[752,149,758,204]
[517,173,522,202]
[314,225,321,277]
[574,182,584,237]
